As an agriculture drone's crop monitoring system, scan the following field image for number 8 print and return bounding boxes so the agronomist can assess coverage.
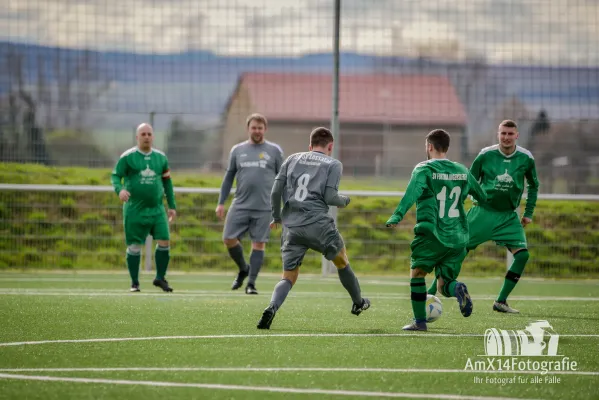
[294,173,310,201]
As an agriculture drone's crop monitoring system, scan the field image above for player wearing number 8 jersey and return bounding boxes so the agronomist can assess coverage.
[257,127,370,329]
[386,129,487,331]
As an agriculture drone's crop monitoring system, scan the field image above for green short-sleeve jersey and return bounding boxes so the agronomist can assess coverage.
[111,147,171,216]
[470,145,539,218]
[387,159,487,248]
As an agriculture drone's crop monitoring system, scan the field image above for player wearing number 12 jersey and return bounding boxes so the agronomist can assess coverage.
[386,129,487,331]
[257,127,370,329]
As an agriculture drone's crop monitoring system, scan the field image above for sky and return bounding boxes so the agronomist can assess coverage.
[0,0,598,66]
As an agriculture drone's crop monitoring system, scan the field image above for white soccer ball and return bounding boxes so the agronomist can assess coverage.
[426,294,443,323]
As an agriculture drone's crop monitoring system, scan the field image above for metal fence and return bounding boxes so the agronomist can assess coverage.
[1,1,598,192]
[2,184,598,278]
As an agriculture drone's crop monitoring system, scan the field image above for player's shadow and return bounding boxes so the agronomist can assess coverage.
[285,327,459,335]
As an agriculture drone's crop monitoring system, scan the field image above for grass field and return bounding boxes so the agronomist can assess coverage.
[0,272,598,399]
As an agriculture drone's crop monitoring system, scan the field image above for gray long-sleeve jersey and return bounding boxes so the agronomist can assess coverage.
[218,140,284,211]
[271,151,350,227]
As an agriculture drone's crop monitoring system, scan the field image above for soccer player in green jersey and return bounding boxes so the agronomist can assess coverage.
[386,129,487,331]
[428,120,539,314]
[111,123,177,293]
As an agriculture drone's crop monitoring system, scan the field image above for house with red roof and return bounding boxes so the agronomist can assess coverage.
[220,72,467,176]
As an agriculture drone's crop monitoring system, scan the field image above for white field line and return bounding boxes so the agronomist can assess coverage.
[2,275,599,285]
[1,332,598,347]
[0,278,245,284]
[0,288,598,302]
[0,277,408,286]
[0,373,544,400]
[0,366,597,376]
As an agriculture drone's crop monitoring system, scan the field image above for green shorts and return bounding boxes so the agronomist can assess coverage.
[124,207,170,245]
[410,232,467,283]
[467,206,527,251]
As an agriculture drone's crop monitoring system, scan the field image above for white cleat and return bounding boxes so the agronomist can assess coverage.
[493,301,519,314]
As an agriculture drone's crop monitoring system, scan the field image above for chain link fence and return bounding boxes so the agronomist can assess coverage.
[1,1,598,192]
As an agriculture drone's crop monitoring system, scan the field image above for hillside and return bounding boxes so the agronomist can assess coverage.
[1,163,598,277]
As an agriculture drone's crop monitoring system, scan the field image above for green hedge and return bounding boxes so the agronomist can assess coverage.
[2,163,598,277]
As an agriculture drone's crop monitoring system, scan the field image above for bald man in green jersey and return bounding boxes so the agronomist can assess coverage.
[111,123,177,293]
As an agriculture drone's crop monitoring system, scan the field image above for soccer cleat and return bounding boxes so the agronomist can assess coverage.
[351,298,371,316]
[245,284,258,295]
[493,301,520,314]
[454,282,473,317]
[130,284,140,292]
[231,269,249,290]
[153,278,173,292]
[402,320,428,331]
[257,305,276,329]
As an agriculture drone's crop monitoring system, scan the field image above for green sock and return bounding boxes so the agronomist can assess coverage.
[155,245,170,280]
[427,277,438,295]
[126,250,141,285]
[498,250,529,302]
[410,277,427,322]
[444,280,458,298]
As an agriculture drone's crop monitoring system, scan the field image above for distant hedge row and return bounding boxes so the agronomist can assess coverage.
[2,186,598,277]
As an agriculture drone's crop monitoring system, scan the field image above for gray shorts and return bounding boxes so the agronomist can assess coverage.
[281,217,345,270]
[223,207,271,243]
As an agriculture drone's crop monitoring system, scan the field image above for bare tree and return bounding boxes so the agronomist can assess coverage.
[0,45,49,163]
[1,44,112,164]
[36,54,54,130]
[54,48,73,128]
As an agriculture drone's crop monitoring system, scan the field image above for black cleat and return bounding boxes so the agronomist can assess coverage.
[455,282,473,317]
[130,284,140,292]
[231,269,249,290]
[257,305,276,329]
[351,298,371,316]
[153,278,173,292]
[245,284,258,295]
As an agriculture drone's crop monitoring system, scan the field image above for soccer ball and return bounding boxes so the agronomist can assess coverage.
[426,294,443,323]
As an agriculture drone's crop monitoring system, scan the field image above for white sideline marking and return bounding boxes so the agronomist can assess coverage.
[0,373,543,400]
[0,367,597,376]
[2,276,599,285]
[1,332,598,347]
[0,277,409,286]
[0,278,236,284]
[0,288,598,302]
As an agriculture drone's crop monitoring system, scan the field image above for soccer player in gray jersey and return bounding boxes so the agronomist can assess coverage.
[216,113,284,294]
[257,127,370,329]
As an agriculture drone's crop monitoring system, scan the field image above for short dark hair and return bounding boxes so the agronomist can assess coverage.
[499,119,518,129]
[426,129,451,153]
[246,113,268,128]
[310,127,334,148]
